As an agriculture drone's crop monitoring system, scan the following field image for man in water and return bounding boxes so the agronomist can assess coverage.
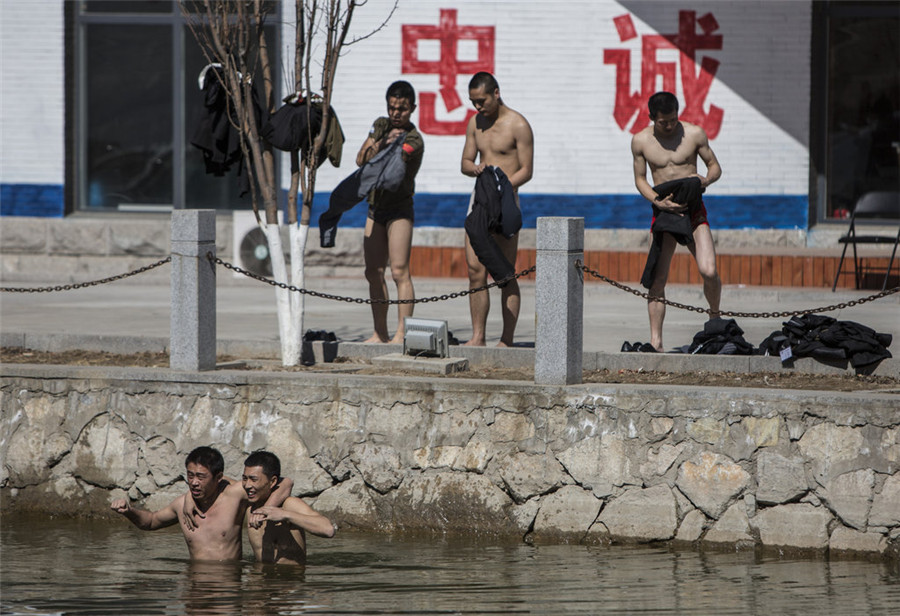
[631,91,722,352]
[241,450,335,565]
[110,446,291,561]
[460,71,534,347]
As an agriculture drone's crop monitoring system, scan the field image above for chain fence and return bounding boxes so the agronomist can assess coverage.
[1,253,896,322]
[210,253,535,304]
[576,260,899,319]
[0,257,172,293]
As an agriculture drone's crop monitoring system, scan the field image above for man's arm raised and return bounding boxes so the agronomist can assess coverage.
[253,497,336,538]
[111,497,180,531]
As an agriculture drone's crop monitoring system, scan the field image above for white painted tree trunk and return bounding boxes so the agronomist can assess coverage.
[289,222,309,359]
[263,223,300,365]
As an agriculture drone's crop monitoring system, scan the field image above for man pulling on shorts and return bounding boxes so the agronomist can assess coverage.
[631,91,722,352]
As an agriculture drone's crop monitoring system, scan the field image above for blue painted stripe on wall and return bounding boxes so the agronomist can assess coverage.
[1,182,807,229]
[307,192,809,230]
[1,184,65,218]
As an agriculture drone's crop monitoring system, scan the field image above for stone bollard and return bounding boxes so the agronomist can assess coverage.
[170,210,217,371]
[534,217,584,385]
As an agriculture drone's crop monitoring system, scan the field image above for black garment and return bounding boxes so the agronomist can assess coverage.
[464,166,522,282]
[640,177,704,289]
[260,101,344,168]
[756,313,893,368]
[318,134,407,248]
[190,65,265,197]
[682,318,755,355]
[190,65,242,177]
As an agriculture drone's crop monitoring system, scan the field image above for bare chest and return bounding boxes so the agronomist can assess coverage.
[645,137,697,171]
[475,125,518,160]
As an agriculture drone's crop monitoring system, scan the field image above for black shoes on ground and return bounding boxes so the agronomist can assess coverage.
[621,341,658,353]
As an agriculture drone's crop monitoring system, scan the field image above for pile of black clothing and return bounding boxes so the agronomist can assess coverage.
[757,313,893,368]
[677,317,755,355]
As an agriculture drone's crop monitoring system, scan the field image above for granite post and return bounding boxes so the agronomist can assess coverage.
[170,210,216,371]
[534,217,584,385]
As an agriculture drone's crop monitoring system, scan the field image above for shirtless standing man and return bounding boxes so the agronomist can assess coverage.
[461,72,534,347]
[631,91,722,352]
[241,450,335,565]
[110,446,290,561]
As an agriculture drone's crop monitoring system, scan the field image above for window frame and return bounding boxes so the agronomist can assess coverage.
[69,1,281,214]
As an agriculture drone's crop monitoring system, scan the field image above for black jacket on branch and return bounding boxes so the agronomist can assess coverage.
[190,65,266,197]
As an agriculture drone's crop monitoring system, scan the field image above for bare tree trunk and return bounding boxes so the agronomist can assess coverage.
[181,0,387,366]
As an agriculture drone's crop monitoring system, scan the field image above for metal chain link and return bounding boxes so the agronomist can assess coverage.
[0,257,172,293]
[576,260,899,319]
[210,253,536,305]
[3,251,892,319]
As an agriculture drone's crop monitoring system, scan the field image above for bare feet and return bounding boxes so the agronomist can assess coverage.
[363,333,389,344]
[389,333,404,345]
[496,340,511,348]
[464,338,486,347]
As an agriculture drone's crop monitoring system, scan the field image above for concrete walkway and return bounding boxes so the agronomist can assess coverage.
[2,269,897,368]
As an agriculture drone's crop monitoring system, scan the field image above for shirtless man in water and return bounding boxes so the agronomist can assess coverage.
[461,71,534,347]
[631,91,722,352]
[110,446,291,561]
[241,450,335,565]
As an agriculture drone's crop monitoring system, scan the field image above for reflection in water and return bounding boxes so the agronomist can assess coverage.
[1,514,898,615]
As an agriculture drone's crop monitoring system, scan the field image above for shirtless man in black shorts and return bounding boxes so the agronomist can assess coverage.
[461,72,534,347]
[631,91,722,351]
[357,81,425,344]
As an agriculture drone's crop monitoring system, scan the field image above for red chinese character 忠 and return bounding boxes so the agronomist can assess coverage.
[402,9,495,135]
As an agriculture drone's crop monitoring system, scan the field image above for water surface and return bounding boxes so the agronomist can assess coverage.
[1,514,898,615]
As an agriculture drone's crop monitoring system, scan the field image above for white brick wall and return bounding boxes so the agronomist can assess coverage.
[0,1,810,201]
[0,0,65,185]
[302,0,811,197]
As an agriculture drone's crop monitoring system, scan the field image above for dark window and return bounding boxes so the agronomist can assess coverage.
[84,24,173,210]
[821,2,900,220]
[83,1,173,14]
[74,2,279,213]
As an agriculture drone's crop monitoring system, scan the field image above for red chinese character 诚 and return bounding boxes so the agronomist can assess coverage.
[603,11,723,139]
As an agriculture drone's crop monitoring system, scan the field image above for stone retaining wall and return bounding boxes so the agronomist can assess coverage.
[1,364,898,558]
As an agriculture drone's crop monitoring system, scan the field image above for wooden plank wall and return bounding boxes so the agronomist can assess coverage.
[409,247,898,290]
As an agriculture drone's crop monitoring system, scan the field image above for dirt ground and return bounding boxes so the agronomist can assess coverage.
[2,347,898,392]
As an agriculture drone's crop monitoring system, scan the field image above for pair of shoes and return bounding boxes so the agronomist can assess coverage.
[622,341,659,353]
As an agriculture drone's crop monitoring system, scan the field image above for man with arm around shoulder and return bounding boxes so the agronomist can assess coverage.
[241,450,335,565]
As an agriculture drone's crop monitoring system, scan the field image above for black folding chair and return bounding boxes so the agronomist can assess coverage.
[831,191,900,292]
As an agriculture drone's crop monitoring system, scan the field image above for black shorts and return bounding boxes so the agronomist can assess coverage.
[368,202,414,226]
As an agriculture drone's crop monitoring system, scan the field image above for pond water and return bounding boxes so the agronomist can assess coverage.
[1,514,899,615]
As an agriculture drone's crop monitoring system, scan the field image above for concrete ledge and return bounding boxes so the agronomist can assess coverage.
[370,353,469,374]
[3,333,898,378]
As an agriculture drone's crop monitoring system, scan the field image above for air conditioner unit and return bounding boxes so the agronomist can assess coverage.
[232,210,280,278]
